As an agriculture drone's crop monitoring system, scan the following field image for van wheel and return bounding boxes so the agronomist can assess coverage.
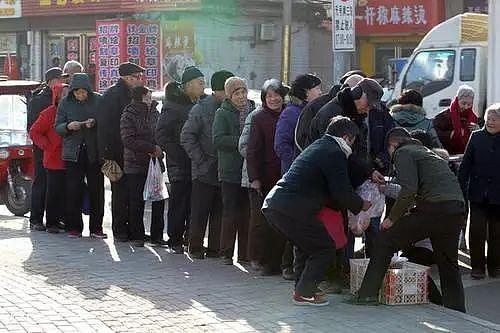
[3,177,32,216]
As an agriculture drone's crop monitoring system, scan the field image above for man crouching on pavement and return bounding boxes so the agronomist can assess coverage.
[262,116,371,306]
[347,127,466,312]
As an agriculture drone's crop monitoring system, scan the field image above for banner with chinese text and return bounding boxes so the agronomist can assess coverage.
[162,21,195,83]
[355,0,445,35]
[95,19,161,93]
[332,0,355,52]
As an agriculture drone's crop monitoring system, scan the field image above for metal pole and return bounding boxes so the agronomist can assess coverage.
[281,0,292,84]
[487,0,500,107]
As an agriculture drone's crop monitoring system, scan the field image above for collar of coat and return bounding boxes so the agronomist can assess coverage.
[164,81,194,106]
[390,103,426,115]
[325,134,352,157]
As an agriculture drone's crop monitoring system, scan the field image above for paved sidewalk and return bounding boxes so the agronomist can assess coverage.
[1,214,499,333]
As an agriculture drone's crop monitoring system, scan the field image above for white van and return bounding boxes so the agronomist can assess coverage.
[393,13,488,119]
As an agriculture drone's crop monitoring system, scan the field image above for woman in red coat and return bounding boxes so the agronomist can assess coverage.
[29,83,68,233]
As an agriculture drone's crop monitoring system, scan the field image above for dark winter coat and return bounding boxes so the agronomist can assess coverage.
[120,100,161,174]
[212,99,253,184]
[458,129,500,205]
[274,100,305,175]
[27,85,52,132]
[247,107,282,191]
[295,84,342,153]
[180,95,221,186]
[391,103,442,148]
[156,82,197,182]
[97,78,132,166]
[55,74,102,163]
[262,135,363,221]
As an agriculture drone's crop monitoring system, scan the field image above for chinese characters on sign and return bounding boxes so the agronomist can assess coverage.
[96,21,122,92]
[162,21,195,82]
[332,0,355,52]
[65,37,80,62]
[95,19,161,93]
[361,4,427,26]
[463,0,488,14]
[0,0,21,18]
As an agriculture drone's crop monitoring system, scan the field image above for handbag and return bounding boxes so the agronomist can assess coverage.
[101,159,123,182]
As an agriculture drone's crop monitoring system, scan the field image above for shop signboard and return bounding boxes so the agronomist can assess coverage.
[332,0,355,52]
[95,19,161,93]
[64,37,80,62]
[22,0,200,16]
[0,34,17,53]
[354,0,445,35]
[162,21,195,83]
[0,0,21,18]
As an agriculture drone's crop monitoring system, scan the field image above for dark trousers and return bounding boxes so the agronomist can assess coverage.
[167,180,191,246]
[346,217,382,259]
[469,202,500,273]
[281,241,294,270]
[45,170,66,228]
[220,182,249,260]
[65,148,104,233]
[248,189,286,272]
[263,208,336,297]
[110,175,129,238]
[30,147,46,225]
[188,180,222,253]
[357,201,465,313]
[127,173,165,241]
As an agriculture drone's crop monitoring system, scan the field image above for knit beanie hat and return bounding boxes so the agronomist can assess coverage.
[224,77,247,98]
[261,78,290,104]
[211,70,234,91]
[181,66,204,85]
[289,74,322,101]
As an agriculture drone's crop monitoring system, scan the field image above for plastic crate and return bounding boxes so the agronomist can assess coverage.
[350,258,430,305]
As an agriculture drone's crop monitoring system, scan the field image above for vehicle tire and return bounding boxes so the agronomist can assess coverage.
[3,176,32,216]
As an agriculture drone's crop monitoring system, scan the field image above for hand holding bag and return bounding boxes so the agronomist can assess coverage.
[143,158,169,202]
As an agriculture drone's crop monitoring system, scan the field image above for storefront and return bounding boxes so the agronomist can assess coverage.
[355,0,445,82]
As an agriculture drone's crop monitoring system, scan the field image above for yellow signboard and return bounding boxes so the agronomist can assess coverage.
[0,0,21,18]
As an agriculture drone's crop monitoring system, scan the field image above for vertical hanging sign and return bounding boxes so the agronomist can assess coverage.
[332,0,355,52]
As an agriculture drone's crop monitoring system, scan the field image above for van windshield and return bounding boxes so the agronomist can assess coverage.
[403,50,455,97]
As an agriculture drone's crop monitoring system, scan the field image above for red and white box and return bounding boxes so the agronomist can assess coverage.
[350,259,429,305]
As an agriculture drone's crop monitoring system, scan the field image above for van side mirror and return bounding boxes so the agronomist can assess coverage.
[439,99,452,107]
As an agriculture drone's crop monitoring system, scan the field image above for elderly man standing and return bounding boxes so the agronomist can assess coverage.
[180,70,234,259]
[349,128,466,313]
[156,66,206,253]
[98,62,145,242]
[27,67,65,231]
[62,60,84,84]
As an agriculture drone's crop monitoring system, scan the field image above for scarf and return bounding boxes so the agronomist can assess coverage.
[449,96,478,149]
[326,134,352,157]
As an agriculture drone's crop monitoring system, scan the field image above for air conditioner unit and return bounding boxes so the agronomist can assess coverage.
[259,23,276,41]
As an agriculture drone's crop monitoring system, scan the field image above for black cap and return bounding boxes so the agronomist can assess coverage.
[289,74,321,100]
[211,70,234,91]
[118,62,145,76]
[181,66,204,85]
[45,67,63,82]
[356,78,384,107]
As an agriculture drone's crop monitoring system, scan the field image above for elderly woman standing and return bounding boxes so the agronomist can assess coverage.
[458,104,500,279]
[433,85,480,155]
[121,86,165,248]
[55,73,105,239]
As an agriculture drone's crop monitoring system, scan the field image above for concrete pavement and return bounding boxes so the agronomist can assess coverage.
[1,205,500,332]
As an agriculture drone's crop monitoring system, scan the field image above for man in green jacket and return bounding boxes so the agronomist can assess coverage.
[349,127,466,313]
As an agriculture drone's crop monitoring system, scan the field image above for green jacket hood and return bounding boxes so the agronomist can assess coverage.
[391,104,427,126]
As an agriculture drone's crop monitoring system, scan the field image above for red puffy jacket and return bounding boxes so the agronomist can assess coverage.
[29,84,66,170]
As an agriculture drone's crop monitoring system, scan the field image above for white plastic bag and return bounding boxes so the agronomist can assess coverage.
[348,180,386,236]
[143,158,169,202]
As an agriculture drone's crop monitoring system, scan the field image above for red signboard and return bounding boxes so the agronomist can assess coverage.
[22,0,201,17]
[95,19,161,93]
[354,0,445,35]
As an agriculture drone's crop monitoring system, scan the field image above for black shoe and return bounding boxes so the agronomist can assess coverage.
[282,267,296,281]
[30,223,46,231]
[222,257,233,265]
[150,239,169,247]
[344,293,379,306]
[46,226,60,234]
[488,268,500,278]
[189,251,205,259]
[132,240,145,247]
[205,250,220,258]
[57,221,66,230]
[471,269,486,280]
[170,245,184,254]
[144,234,151,241]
